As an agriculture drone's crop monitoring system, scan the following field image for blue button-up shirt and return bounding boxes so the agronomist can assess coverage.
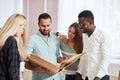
[26,31,62,80]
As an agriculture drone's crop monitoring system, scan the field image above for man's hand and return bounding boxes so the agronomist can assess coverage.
[94,77,101,80]
[76,72,82,80]
[58,33,67,39]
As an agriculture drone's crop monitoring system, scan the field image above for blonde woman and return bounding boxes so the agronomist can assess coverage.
[0,13,27,80]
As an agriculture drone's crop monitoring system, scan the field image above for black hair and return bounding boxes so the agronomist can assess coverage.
[78,10,94,24]
[38,13,52,23]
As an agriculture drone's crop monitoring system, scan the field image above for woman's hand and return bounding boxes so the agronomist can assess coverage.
[62,53,71,60]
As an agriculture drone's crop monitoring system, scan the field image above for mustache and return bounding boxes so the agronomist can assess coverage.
[43,30,49,32]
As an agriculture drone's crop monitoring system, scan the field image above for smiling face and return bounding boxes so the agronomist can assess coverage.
[38,18,51,36]
[78,17,92,34]
[68,26,75,41]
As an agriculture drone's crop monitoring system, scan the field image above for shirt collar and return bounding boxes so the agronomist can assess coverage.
[91,28,97,36]
[37,30,51,38]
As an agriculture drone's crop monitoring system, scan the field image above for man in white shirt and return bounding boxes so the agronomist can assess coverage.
[76,10,111,80]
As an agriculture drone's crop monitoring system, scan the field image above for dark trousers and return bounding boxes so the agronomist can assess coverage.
[85,75,109,80]
[65,74,76,80]
[101,75,109,80]
[76,73,110,80]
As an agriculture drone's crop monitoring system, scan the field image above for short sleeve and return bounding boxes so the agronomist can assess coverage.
[26,37,35,54]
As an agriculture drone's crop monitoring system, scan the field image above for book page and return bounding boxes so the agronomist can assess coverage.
[25,53,84,74]
[59,53,84,70]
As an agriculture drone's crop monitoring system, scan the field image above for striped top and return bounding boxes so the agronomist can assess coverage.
[60,38,80,75]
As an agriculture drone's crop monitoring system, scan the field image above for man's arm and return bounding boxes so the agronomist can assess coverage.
[96,32,111,78]
[56,32,67,39]
[25,36,52,74]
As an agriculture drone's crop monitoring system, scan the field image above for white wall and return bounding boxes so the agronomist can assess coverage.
[23,0,58,37]
[0,0,23,28]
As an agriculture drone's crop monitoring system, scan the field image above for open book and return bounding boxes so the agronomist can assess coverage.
[25,53,84,74]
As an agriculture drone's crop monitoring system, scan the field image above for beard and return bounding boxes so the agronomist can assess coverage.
[39,29,50,36]
[80,29,86,33]
[80,27,88,33]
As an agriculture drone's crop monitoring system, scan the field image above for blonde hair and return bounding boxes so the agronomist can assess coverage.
[0,13,27,60]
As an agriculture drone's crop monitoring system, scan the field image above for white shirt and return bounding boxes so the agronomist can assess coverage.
[77,28,111,80]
